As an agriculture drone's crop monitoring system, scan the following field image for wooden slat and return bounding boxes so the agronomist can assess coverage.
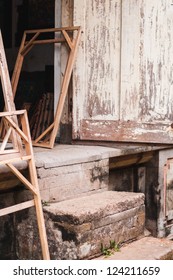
[0,127,12,151]
[6,163,38,196]
[0,155,31,165]
[4,116,29,143]
[20,110,50,260]
[0,200,35,217]
[0,110,26,117]
[34,193,50,259]
[62,30,73,49]
[35,94,46,139]
[47,93,54,127]
[11,33,26,97]
[32,142,52,148]
[49,27,82,148]
[21,32,40,56]
[26,38,66,45]
[33,123,54,144]
[25,26,80,34]
[0,149,19,155]
[42,93,51,132]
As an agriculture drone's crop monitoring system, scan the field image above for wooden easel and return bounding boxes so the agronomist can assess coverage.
[11,26,81,148]
[0,30,50,260]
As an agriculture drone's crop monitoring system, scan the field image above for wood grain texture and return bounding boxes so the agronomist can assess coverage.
[73,0,173,144]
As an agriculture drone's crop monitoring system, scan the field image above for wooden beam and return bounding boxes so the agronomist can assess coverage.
[21,32,40,56]
[25,26,81,34]
[62,30,73,49]
[11,33,26,97]
[25,38,66,45]
[4,116,29,143]
[0,127,12,151]
[33,123,54,144]
[0,149,19,156]
[6,163,38,196]
[0,200,35,217]
[0,110,26,117]
[0,155,31,165]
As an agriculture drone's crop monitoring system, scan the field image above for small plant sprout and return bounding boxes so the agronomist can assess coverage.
[101,240,121,257]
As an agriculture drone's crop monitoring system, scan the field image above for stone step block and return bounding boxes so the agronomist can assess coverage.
[43,191,145,259]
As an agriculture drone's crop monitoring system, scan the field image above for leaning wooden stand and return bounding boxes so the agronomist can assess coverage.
[11,26,81,148]
[0,31,50,259]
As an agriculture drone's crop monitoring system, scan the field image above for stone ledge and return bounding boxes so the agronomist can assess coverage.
[44,191,145,225]
[34,144,164,169]
[34,145,118,169]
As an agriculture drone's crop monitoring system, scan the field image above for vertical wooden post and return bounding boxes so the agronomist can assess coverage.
[21,111,50,260]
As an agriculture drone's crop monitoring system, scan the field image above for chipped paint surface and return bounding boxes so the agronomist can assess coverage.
[73,0,121,136]
[121,0,173,122]
[164,159,173,222]
[73,0,173,143]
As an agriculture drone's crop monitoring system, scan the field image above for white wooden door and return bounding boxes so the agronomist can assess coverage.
[73,0,173,144]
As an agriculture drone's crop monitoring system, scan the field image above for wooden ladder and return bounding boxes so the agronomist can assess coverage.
[0,30,50,260]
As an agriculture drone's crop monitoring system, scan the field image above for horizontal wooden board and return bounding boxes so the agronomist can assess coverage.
[79,119,173,144]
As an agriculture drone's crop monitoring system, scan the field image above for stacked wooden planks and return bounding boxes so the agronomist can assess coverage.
[29,92,54,140]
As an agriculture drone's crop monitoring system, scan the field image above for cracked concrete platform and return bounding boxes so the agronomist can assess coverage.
[95,236,173,260]
[33,143,166,168]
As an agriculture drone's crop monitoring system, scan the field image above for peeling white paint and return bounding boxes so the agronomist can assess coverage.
[73,0,121,134]
[72,0,173,143]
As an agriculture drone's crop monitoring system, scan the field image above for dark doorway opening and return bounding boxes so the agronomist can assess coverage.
[0,0,55,139]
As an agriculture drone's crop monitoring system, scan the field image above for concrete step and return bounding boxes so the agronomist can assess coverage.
[41,191,145,260]
[15,191,145,259]
[33,144,161,203]
[95,236,173,260]
[34,145,115,202]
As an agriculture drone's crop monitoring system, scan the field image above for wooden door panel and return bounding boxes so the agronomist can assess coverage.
[121,0,173,123]
[73,0,173,144]
[73,0,121,138]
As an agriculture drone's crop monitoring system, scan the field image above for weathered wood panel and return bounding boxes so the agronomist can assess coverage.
[121,0,173,123]
[73,0,121,138]
[73,0,173,143]
[164,159,173,221]
[80,119,173,143]
[120,0,141,121]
